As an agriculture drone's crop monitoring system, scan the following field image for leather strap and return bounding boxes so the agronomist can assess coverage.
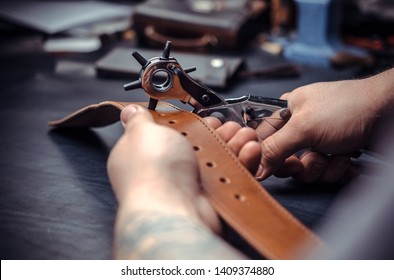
[49,101,325,259]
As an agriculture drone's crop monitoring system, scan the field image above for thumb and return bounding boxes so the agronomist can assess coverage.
[259,119,305,180]
[120,105,154,130]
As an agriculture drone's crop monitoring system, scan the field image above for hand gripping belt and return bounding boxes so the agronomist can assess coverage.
[49,101,326,259]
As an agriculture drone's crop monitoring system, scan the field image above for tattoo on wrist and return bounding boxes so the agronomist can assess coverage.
[114,212,246,259]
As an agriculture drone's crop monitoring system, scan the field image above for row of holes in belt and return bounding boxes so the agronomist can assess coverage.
[165,116,246,202]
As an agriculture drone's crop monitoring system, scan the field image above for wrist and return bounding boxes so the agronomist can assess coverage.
[117,179,202,222]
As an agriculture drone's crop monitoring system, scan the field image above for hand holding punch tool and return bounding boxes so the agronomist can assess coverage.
[123,41,290,140]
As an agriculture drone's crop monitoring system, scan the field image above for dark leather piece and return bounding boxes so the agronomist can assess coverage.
[133,0,269,50]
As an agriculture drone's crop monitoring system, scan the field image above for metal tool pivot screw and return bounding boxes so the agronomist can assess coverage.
[202,94,210,102]
[123,41,197,110]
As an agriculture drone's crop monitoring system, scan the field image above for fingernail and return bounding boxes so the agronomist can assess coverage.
[279,108,291,120]
[121,105,138,124]
[255,165,270,181]
[255,165,263,178]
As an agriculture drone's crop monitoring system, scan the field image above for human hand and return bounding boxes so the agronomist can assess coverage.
[107,104,219,231]
[258,76,386,180]
[108,104,256,259]
[203,117,262,176]
[270,150,361,184]
[108,104,264,228]
[201,99,361,184]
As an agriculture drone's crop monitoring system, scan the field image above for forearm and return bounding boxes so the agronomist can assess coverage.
[113,209,246,260]
[358,67,394,149]
[363,67,394,118]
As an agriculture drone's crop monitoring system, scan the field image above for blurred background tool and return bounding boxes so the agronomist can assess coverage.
[281,0,368,66]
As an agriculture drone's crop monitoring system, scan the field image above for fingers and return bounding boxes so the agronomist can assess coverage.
[216,122,261,175]
[226,126,258,155]
[280,92,290,100]
[294,151,330,183]
[238,141,261,175]
[287,151,358,184]
[215,122,243,142]
[120,105,154,132]
[255,108,290,140]
[269,155,304,179]
[211,121,261,175]
[259,118,305,180]
[214,122,259,156]
[319,155,352,183]
[205,108,292,179]
[203,116,222,130]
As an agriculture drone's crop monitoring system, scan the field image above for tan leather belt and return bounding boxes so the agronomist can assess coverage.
[49,101,325,259]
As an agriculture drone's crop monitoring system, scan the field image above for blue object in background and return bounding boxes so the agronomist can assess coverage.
[284,0,364,66]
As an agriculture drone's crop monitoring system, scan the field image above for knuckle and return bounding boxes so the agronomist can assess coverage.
[261,138,281,165]
[223,121,242,130]
[239,127,259,141]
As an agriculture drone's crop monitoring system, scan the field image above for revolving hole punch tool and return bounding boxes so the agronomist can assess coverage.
[123,41,290,140]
